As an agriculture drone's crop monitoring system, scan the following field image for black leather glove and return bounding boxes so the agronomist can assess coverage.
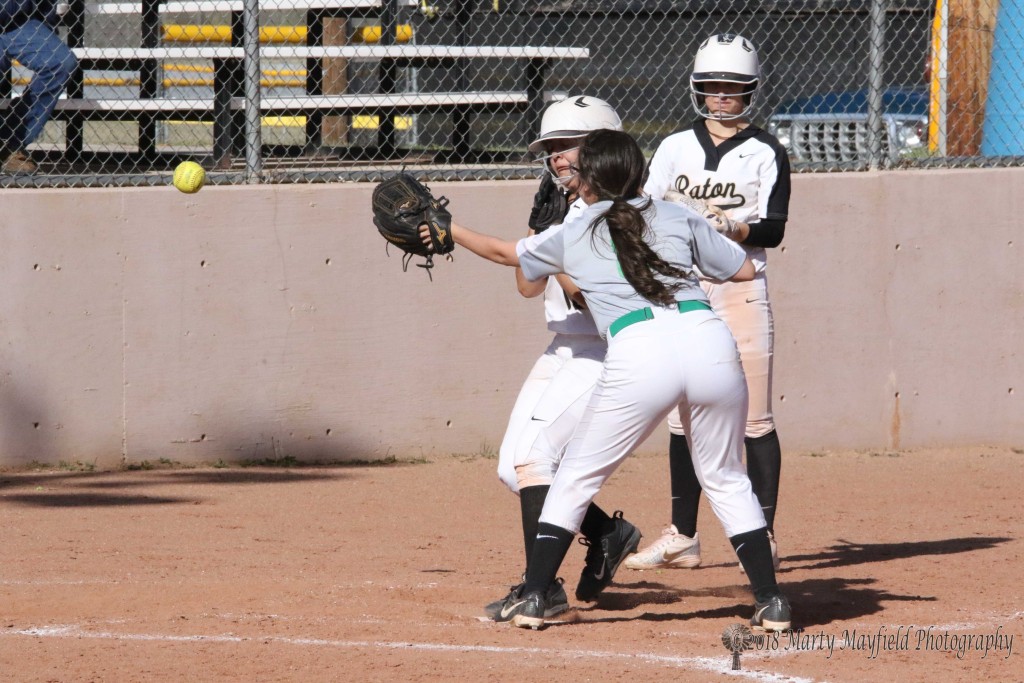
[528,174,569,233]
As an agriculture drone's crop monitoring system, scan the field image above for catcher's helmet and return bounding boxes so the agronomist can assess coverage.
[528,95,623,155]
[689,33,761,120]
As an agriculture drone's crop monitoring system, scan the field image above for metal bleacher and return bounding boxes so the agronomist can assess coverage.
[1,0,589,176]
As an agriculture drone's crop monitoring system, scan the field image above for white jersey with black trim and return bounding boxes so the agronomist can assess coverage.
[540,197,600,336]
[644,119,790,273]
[517,198,748,339]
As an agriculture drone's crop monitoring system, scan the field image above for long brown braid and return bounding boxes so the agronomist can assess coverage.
[577,129,692,307]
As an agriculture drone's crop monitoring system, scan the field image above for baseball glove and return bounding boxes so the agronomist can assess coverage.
[528,174,569,233]
[372,172,454,275]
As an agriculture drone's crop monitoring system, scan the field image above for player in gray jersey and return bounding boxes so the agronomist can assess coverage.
[628,33,791,573]
[425,129,791,632]
[483,96,642,622]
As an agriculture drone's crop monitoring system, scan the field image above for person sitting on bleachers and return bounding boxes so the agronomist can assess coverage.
[1,0,78,174]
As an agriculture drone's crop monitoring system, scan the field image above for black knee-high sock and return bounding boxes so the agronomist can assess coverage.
[522,522,575,596]
[729,527,781,603]
[669,433,702,537]
[578,502,611,542]
[745,430,782,533]
[519,485,549,571]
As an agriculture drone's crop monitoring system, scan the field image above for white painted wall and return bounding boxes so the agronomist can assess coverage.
[0,169,1020,467]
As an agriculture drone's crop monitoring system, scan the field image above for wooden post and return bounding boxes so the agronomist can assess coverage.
[946,0,999,156]
[322,17,349,146]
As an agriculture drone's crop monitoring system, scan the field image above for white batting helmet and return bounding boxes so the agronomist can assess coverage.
[689,33,761,120]
[528,95,623,155]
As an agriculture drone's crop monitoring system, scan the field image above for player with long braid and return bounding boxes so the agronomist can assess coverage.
[429,129,790,631]
[483,96,642,620]
[627,33,790,572]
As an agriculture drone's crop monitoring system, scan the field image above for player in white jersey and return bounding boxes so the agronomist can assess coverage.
[482,96,642,621]
[627,33,791,572]
[425,129,791,632]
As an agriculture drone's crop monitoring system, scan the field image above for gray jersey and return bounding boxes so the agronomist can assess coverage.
[517,198,747,338]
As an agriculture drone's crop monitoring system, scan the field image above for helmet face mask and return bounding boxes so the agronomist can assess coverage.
[689,34,761,121]
[536,144,582,190]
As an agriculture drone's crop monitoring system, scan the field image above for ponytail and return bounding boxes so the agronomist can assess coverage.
[579,130,691,306]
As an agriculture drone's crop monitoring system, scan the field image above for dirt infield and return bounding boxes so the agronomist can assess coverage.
[1,446,1020,682]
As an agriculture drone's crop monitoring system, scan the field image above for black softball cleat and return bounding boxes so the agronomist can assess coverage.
[493,589,546,630]
[575,510,642,602]
[750,594,792,632]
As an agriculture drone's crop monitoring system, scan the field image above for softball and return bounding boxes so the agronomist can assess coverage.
[173,161,206,194]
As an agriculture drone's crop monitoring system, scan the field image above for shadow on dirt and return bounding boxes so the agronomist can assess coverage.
[0,492,196,507]
[573,536,1014,628]
[786,536,1012,570]
[0,465,374,507]
[785,576,938,628]
[590,580,751,612]
[569,576,937,629]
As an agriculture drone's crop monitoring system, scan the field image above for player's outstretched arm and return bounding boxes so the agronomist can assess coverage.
[420,222,520,266]
[452,222,520,266]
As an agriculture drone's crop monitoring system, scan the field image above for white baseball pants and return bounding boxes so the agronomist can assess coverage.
[497,333,606,492]
[669,272,776,439]
[540,308,767,538]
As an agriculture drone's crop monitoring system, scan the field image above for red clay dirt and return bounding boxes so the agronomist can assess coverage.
[1,446,1021,682]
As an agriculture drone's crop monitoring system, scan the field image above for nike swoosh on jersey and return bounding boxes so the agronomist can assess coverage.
[739,153,754,158]
[500,599,528,619]
[530,416,546,421]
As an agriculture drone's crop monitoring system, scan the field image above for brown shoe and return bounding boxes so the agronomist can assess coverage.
[1,150,38,174]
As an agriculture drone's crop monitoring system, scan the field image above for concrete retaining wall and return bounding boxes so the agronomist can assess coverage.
[0,168,1020,467]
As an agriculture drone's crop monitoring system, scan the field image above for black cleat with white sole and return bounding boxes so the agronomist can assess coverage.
[750,594,791,632]
[484,578,569,621]
[493,590,546,630]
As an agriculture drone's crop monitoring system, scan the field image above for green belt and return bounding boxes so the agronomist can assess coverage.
[608,300,712,338]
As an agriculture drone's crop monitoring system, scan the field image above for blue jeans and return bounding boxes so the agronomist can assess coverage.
[0,19,78,149]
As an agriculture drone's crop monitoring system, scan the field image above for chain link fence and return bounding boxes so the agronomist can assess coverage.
[0,0,1019,186]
